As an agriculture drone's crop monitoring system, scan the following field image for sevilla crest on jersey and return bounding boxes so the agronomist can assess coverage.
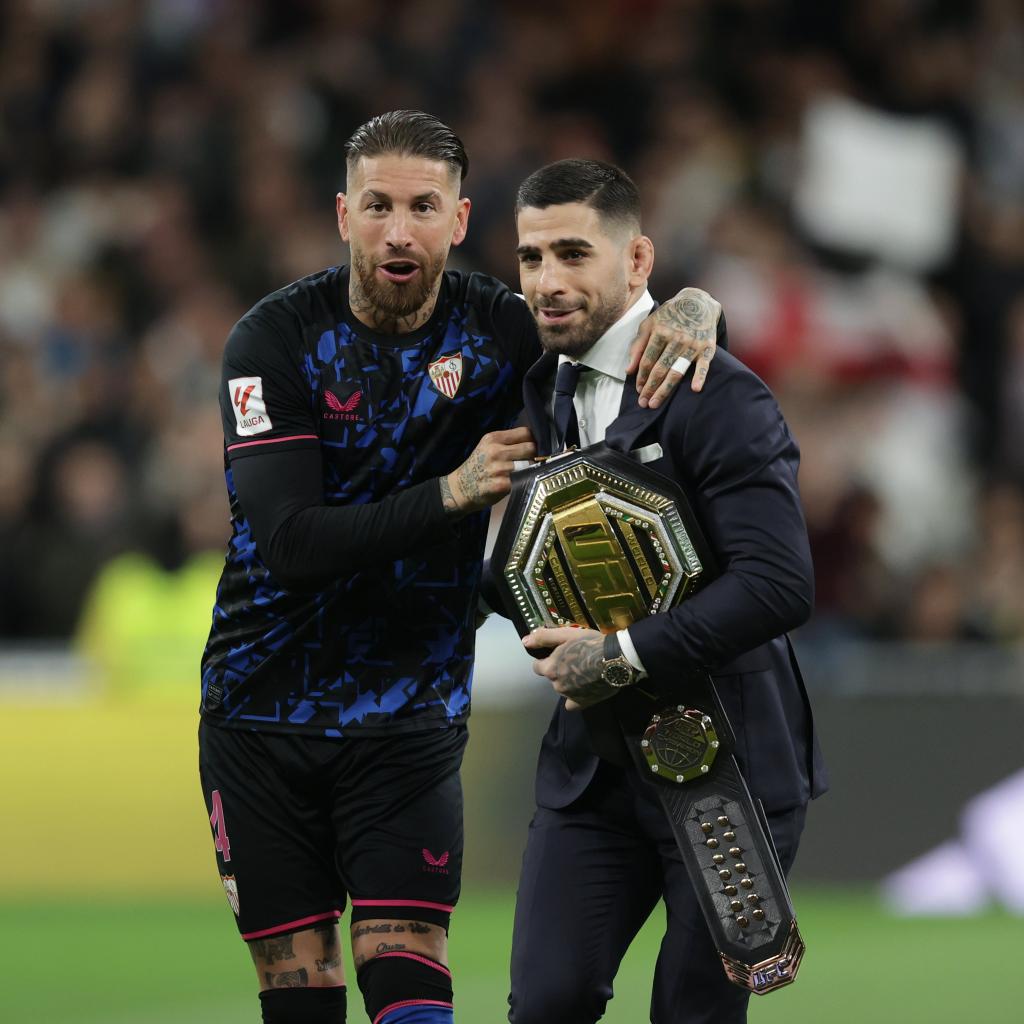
[221,874,240,915]
[428,354,462,399]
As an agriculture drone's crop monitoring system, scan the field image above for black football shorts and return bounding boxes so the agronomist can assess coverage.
[198,720,467,940]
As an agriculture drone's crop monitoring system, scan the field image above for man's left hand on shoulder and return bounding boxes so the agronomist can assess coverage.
[627,287,722,408]
[524,626,616,711]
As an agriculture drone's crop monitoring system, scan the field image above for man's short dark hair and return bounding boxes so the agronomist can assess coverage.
[515,159,641,231]
[344,110,469,184]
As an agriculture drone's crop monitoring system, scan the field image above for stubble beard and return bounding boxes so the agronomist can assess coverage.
[350,245,447,330]
[535,286,629,359]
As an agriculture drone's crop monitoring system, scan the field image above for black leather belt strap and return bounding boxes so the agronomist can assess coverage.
[614,676,804,994]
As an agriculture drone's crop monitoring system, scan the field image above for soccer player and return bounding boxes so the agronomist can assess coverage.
[198,111,723,1024]
[505,159,828,1023]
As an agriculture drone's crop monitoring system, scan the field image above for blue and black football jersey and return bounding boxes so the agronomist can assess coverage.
[201,266,539,736]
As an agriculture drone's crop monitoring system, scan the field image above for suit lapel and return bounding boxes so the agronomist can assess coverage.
[605,372,672,454]
[523,350,559,456]
[525,355,672,457]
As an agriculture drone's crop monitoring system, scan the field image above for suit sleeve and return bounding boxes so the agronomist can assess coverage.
[626,368,813,676]
[221,314,457,590]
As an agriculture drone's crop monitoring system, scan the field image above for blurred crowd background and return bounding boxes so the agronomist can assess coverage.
[1,0,1023,667]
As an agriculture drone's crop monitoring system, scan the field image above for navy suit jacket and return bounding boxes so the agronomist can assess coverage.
[517,336,829,816]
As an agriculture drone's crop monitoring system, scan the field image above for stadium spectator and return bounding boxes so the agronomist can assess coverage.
[0,0,1020,654]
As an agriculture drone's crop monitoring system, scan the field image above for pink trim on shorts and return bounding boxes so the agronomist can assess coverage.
[241,909,341,940]
[227,434,318,451]
[350,898,454,913]
[374,951,452,979]
[373,1000,454,1024]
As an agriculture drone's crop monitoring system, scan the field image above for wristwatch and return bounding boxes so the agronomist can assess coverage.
[601,632,638,689]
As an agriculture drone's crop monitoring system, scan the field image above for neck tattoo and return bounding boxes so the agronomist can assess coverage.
[348,272,440,335]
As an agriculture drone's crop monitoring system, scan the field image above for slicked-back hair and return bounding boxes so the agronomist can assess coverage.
[515,159,641,232]
[344,110,469,186]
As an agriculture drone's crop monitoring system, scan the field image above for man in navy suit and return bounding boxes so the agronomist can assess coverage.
[505,159,828,1024]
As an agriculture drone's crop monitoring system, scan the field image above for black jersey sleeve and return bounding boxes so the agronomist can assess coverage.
[471,275,541,379]
[220,313,320,457]
[221,310,457,588]
[231,448,456,590]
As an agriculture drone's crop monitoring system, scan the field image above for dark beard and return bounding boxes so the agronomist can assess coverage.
[350,247,445,323]
[535,289,628,358]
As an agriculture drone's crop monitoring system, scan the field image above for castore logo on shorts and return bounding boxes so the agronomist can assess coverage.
[422,849,450,875]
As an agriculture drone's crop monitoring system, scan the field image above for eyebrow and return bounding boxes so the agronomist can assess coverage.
[362,189,444,204]
[515,237,595,256]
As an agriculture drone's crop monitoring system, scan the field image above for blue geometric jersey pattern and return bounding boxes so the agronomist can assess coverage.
[200,266,537,736]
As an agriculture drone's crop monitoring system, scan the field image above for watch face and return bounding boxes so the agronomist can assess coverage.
[604,660,634,688]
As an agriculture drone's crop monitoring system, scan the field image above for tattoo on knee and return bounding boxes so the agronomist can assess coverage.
[352,921,431,940]
[351,920,441,970]
[314,922,342,973]
[250,934,297,965]
[264,968,309,988]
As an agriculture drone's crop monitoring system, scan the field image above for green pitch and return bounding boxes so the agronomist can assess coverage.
[2,888,1020,1022]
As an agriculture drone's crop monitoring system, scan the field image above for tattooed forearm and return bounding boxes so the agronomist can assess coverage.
[457,452,486,506]
[439,475,459,515]
[250,934,297,965]
[264,968,309,988]
[552,636,617,707]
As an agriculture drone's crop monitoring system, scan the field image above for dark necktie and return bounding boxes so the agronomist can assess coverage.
[553,360,583,451]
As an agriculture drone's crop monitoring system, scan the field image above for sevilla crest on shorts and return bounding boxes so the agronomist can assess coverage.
[428,354,463,399]
[221,874,240,916]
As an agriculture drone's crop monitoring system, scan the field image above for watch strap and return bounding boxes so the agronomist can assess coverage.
[603,631,622,661]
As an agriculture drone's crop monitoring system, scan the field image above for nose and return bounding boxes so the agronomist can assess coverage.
[384,210,413,250]
[536,258,566,299]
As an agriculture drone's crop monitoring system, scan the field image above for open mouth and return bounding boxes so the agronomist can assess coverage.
[538,306,582,325]
[378,260,421,284]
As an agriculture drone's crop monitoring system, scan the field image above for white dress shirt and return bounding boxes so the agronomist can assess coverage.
[555,290,656,675]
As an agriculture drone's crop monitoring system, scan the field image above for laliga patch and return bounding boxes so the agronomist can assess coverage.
[221,874,240,916]
[428,354,463,399]
[228,376,272,436]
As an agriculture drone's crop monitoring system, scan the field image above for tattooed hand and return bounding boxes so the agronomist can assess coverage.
[523,626,618,711]
[441,426,536,517]
[626,287,722,408]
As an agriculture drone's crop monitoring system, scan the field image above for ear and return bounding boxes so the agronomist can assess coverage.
[451,196,472,247]
[627,235,654,288]
[336,193,350,243]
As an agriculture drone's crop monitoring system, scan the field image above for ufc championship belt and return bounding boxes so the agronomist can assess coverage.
[491,444,804,995]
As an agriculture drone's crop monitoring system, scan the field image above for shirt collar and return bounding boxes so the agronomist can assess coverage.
[557,290,656,381]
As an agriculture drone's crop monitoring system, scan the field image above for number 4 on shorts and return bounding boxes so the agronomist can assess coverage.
[209,789,232,862]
